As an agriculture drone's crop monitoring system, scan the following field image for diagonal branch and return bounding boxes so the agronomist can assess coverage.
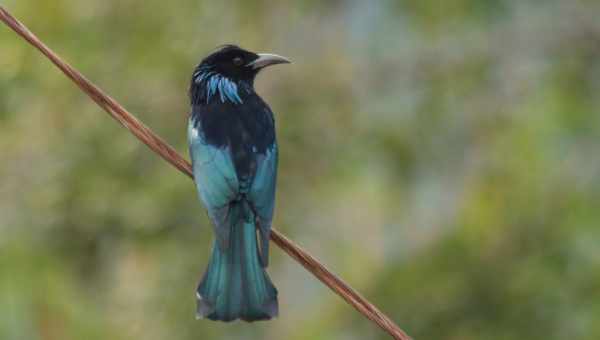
[0,7,412,340]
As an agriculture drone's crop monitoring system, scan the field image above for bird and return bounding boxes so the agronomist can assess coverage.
[188,45,290,322]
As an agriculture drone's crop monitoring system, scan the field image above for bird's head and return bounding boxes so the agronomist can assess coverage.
[190,45,290,105]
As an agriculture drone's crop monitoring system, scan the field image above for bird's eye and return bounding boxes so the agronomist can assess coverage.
[233,57,244,66]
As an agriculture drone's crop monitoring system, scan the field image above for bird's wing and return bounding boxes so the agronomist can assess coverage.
[188,118,239,250]
[248,142,278,267]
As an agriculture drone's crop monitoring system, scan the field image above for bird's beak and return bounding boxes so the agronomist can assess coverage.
[247,53,291,69]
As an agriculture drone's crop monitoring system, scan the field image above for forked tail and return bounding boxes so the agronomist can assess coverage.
[196,201,278,322]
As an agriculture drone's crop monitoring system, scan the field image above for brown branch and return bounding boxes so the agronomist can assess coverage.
[0,7,412,340]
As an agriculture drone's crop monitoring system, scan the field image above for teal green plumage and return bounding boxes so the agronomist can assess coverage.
[196,202,277,321]
[188,116,278,321]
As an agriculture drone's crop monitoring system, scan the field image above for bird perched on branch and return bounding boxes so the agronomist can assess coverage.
[188,45,290,322]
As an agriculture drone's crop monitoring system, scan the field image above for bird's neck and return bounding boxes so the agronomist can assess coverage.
[190,67,254,106]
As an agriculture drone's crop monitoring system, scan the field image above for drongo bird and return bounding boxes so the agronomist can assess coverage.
[188,45,290,322]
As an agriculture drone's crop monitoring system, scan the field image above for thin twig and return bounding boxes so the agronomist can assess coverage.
[0,7,412,340]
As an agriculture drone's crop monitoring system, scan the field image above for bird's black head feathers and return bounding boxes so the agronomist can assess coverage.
[190,45,290,106]
[197,45,261,82]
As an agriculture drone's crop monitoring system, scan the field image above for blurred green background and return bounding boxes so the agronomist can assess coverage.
[1,1,600,339]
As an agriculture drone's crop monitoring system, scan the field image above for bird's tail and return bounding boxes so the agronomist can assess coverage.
[196,201,278,322]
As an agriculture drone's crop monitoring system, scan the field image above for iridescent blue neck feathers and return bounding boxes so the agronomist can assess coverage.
[192,66,249,105]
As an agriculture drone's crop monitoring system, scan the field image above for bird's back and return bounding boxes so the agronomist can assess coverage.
[190,93,276,183]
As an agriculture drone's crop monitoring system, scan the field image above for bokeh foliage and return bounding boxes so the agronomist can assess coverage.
[1,1,600,339]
